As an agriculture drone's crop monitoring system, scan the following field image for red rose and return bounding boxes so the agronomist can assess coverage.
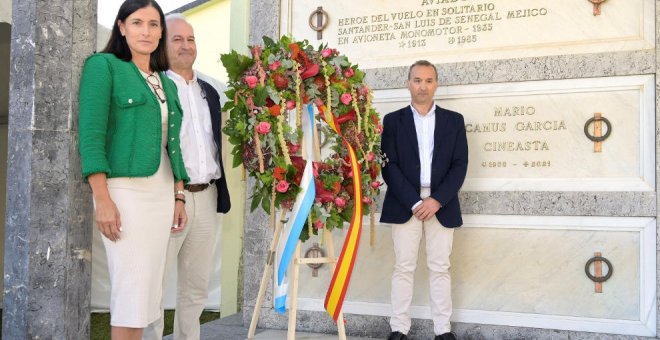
[314,181,335,203]
[272,73,289,90]
[269,104,281,116]
[313,76,326,91]
[369,163,380,180]
[274,166,286,181]
[290,156,305,185]
[344,184,354,195]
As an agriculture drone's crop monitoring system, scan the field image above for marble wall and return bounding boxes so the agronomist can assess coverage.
[244,0,660,338]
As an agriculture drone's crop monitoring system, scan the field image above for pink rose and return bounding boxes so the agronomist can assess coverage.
[334,197,346,208]
[256,121,271,134]
[362,196,372,204]
[370,181,381,189]
[275,180,290,193]
[343,67,355,78]
[286,100,296,110]
[340,93,352,105]
[376,125,383,134]
[314,219,324,230]
[321,48,333,58]
[269,61,281,71]
[358,85,369,96]
[245,75,258,89]
[367,152,375,161]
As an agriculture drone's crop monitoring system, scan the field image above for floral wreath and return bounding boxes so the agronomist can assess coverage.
[221,36,384,242]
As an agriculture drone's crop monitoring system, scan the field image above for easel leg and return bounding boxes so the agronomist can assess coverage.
[287,241,302,340]
[248,210,287,339]
[325,231,347,340]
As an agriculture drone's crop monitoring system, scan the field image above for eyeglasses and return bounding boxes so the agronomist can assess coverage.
[146,74,166,103]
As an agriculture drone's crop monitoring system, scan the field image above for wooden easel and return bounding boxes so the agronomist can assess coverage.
[247,215,346,340]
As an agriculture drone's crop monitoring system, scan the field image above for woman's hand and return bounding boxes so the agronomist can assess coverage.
[172,200,187,233]
[95,195,122,241]
[88,173,122,241]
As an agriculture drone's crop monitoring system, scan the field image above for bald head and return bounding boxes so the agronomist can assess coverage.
[166,14,196,76]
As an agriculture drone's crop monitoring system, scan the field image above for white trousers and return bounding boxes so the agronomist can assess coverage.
[390,188,454,336]
[143,185,219,340]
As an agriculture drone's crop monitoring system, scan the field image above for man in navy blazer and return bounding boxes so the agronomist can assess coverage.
[381,60,468,340]
[144,15,231,340]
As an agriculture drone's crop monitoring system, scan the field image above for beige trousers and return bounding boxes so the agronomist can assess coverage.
[390,188,454,336]
[143,185,219,340]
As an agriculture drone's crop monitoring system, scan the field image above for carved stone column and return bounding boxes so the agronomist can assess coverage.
[3,0,96,338]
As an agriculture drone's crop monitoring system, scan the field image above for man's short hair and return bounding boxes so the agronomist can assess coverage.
[165,13,189,25]
[408,60,438,80]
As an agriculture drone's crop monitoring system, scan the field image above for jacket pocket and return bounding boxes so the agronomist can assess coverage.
[114,93,147,109]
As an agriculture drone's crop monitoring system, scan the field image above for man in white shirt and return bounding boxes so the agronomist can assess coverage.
[380,60,468,340]
[143,14,231,340]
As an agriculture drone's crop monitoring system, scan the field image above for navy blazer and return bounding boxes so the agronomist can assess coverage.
[198,78,231,214]
[380,105,468,227]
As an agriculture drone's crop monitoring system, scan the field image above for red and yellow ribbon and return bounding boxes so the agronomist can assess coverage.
[319,106,363,321]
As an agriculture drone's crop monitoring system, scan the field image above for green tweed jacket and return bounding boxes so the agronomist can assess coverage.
[79,53,189,183]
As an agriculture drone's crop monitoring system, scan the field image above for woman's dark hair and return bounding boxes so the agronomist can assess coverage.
[102,0,169,72]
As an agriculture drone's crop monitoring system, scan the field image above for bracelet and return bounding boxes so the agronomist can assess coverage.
[175,190,185,196]
[175,197,186,204]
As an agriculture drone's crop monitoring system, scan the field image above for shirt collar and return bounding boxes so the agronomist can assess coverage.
[410,103,436,118]
[166,69,198,85]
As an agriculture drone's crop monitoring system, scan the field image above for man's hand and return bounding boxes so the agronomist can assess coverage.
[412,197,442,221]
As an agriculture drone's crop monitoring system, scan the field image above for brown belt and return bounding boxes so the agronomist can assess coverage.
[184,179,216,193]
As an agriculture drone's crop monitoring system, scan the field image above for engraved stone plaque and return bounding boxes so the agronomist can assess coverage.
[295,215,657,337]
[373,75,655,191]
[281,0,654,69]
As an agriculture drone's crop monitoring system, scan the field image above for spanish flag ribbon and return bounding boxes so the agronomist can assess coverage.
[319,105,363,321]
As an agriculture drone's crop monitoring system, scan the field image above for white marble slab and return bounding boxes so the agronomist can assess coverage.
[373,75,656,191]
[287,215,656,337]
[281,0,654,69]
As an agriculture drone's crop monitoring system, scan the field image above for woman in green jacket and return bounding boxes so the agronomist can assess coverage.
[79,1,189,339]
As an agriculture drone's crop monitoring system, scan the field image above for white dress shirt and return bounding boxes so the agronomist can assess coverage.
[411,103,436,210]
[167,70,222,185]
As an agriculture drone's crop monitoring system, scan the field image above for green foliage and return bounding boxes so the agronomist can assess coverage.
[221,50,254,82]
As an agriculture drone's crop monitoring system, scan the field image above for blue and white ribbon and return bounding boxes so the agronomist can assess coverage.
[274,104,317,313]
